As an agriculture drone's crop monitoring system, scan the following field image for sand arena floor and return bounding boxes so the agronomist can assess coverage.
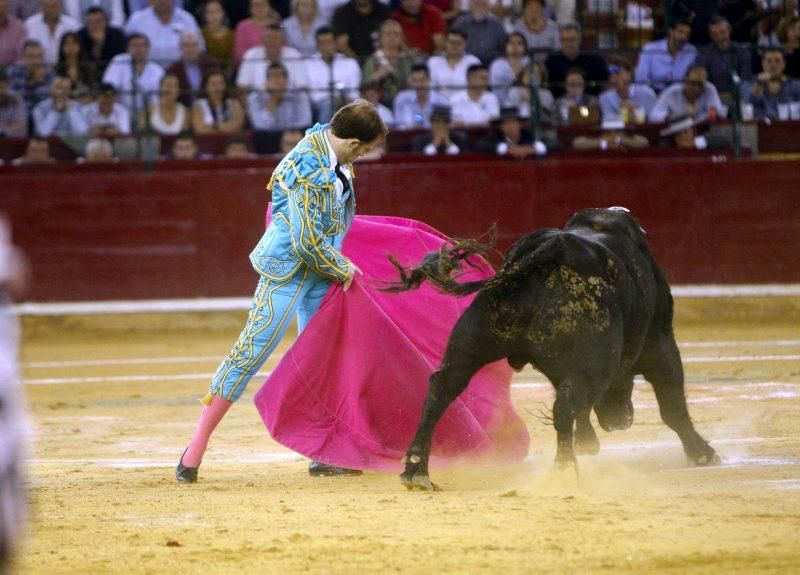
[11,298,800,574]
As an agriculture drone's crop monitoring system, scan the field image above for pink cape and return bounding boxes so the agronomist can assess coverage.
[253,215,530,472]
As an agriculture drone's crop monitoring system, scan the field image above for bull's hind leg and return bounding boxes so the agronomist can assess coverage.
[640,336,720,466]
[552,378,593,471]
[594,373,635,432]
[401,360,484,490]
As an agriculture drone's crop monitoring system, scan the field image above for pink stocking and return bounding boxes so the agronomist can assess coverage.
[182,395,233,467]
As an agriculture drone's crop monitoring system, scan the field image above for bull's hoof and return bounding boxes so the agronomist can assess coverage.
[691,449,722,466]
[400,472,441,491]
[574,426,600,456]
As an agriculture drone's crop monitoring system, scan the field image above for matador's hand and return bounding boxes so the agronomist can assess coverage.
[342,263,362,292]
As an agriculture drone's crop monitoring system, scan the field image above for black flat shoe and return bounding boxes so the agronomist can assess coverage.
[176,449,199,483]
[308,460,363,477]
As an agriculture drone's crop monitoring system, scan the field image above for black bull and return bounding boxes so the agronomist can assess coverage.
[386,207,720,490]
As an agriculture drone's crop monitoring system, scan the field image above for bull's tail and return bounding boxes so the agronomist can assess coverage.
[382,236,495,296]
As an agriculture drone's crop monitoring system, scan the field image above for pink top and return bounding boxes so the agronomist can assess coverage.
[0,16,27,67]
[254,214,530,472]
[233,20,266,61]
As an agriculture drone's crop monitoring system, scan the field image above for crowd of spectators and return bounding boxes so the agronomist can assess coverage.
[1,0,799,163]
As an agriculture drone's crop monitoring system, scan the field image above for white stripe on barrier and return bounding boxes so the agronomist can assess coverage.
[12,284,800,316]
[24,371,271,385]
[23,353,284,368]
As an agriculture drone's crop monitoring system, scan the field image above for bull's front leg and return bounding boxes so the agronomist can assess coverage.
[401,363,478,491]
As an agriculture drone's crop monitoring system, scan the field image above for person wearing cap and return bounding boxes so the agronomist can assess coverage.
[657,114,728,149]
[411,103,467,155]
[572,119,649,150]
[599,60,657,124]
[82,81,131,137]
[649,65,726,123]
[476,106,541,158]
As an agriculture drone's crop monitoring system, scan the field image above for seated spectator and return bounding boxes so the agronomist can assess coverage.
[545,22,609,98]
[0,67,28,136]
[236,23,308,95]
[11,136,55,164]
[223,135,256,158]
[658,115,729,149]
[362,19,414,107]
[0,0,27,67]
[305,26,361,123]
[7,40,54,113]
[83,82,130,137]
[572,119,649,150]
[234,0,280,62]
[191,69,244,134]
[102,33,165,115]
[63,1,125,28]
[166,31,218,107]
[451,0,506,65]
[490,32,531,107]
[649,65,727,123]
[450,63,500,126]
[778,15,800,78]
[506,61,555,122]
[82,136,116,162]
[634,19,697,93]
[423,0,459,22]
[124,0,204,66]
[599,60,657,124]
[719,0,758,44]
[392,0,446,57]
[283,0,327,58]
[32,75,90,137]
[278,127,304,153]
[332,0,391,59]
[696,16,754,105]
[475,106,539,158]
[24,0,80,65]
[78,6,126,82]
[511,0,560,60]
[555,67,599,124]
[167,130,204,159]
[360,80,395,126]
[142,73,189,135]
[744,47,800,119]
[201,1,234,69]
[56,31,95,103]
[247,61,312,130]
[428,29,481,100]
[411,104,467,154]
[7,0,40,21]
[393,63,449,129]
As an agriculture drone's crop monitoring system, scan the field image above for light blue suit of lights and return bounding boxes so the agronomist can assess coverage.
[205,123,356,404]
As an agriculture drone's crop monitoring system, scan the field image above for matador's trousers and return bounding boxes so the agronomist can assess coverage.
[205,267,332,403]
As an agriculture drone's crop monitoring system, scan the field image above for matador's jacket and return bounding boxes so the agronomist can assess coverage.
[250,122,355,283]
[205,123,356,404]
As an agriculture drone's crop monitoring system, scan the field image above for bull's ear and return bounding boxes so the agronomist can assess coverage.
[608,206,630,213]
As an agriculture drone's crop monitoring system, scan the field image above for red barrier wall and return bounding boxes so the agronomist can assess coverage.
[1,155,798,301]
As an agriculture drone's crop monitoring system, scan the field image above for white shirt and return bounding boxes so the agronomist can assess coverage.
[63,0,126,28]
[235,46,309,92]
[450,90,500,126]
[305,54,362,105]
[24,13,81,65]
[102,53,165,113]
[82,101,131,134]
[427,53,482,101]
[124,6,204,66]
[323,129,351,201]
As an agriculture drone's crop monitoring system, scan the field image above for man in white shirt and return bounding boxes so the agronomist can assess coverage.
[124,0,203,66]
[82,82,131,136]
[305,26,361,123]
[63,0,125,28]
[236,23,309,95]
[24,0,80,65]
[102,33,165,114]
[450,63,500,126]
[247,61,313,130]
[427,28,481,101]
[649,65,726,123]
